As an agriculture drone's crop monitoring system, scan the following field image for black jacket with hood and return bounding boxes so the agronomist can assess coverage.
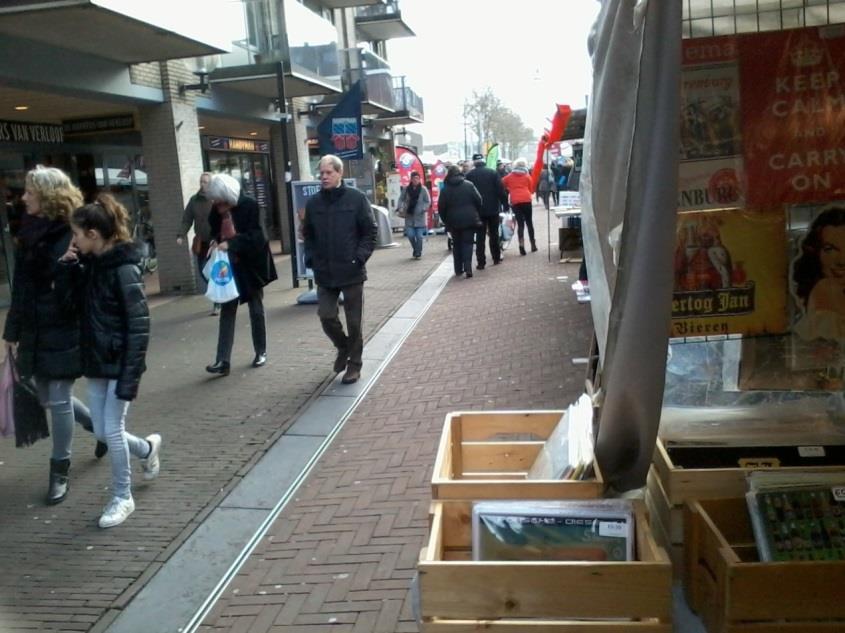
[73,242,150,401]
[437,174,482,231]
[2,219,82,379]
[465,162,506,218]
[303,183,377,289]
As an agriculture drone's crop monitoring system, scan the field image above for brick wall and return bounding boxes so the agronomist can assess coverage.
[139,60,204,294]
[129,62,162,89]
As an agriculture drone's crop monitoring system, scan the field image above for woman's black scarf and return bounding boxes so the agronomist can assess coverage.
[406,183,422,214]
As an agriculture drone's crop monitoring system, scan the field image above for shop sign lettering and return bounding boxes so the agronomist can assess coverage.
[0,119,64,144]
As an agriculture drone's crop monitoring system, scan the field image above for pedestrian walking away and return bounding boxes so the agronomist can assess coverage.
[177,172,218,315]
[2,166,104,506]
[62,194,159,529]
[502,158,538,255]
[397,171,430,259]
[303,154,377,385]
[205,174,278,376]
[538,163,554,211]
[438,164,483,279]
[465,153,507,268]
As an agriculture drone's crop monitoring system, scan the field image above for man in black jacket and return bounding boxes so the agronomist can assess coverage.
[303,155,377,385]
[465,153,506,269]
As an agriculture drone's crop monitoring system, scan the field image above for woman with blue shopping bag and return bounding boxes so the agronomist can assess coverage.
[205,174,278,376]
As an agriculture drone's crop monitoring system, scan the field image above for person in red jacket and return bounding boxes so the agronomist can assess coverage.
[502,158,537,256]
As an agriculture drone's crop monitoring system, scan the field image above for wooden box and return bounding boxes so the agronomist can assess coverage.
[418,500,673,631]
[685,497,845,632]
[431,410,605,501]
[647,438,845,578]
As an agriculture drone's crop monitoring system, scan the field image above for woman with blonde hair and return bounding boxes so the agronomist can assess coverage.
[2,166,101,505]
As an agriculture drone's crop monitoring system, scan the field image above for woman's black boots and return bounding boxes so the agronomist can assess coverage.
[530,240,538,252]
[47,458,70,505]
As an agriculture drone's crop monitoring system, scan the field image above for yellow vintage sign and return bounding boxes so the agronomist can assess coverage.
[671,207,787,337]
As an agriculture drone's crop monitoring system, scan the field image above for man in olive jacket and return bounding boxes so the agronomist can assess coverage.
[303,155,377,385]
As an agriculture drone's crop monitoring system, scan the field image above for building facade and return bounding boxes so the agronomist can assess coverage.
[0,0,423,302]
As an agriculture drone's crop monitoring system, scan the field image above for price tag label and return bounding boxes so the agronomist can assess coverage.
[798,446,826,458]
[598,521,627,538]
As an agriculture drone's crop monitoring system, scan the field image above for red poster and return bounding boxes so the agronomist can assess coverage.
[739,26,845,206]
[395,146,424,188]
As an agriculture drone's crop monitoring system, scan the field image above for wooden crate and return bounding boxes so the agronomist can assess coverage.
[431,411,604,501]
[418,500,673,631]
[685,497,845,632]
[649,438,845,577]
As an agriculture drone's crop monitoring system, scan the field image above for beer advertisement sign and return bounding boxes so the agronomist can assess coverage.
[671,208,787,337]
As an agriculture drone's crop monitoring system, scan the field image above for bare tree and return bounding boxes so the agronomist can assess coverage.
[463,88,503,154]
[464,87,534,158]
[491,108,534,159]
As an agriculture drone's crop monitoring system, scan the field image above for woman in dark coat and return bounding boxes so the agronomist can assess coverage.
[2,166,99,505]
[205,173,278,375]
[437,165,482,278]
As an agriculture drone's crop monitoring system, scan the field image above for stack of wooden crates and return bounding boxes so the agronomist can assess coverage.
[417,410,674,631]
[646,438,845,632]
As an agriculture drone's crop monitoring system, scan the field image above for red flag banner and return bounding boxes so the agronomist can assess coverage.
[395,145,425,188]
[429,160,447,228]
[531,105,573,191]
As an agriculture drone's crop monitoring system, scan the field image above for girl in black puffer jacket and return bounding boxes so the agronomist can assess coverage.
[2,166,101,507]
[63,194,160,529]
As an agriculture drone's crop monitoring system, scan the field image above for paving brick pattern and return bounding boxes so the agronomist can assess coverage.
[0,234,449,633]
[199,212,595,632]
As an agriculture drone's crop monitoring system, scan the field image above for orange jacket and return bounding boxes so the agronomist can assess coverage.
[502,170,534,205]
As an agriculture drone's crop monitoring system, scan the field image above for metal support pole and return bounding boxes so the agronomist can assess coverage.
[275,64,298,289]
[546,146,552,262]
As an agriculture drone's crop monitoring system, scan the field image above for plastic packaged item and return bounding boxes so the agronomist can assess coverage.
[471,500,635,562]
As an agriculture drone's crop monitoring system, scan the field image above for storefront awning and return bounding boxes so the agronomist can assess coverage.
[208,63,342,100]
[0,1,226,64]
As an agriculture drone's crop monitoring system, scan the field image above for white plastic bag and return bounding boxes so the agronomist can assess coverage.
[204,249,239,304]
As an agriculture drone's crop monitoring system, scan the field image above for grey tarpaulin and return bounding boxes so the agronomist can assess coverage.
[581,0,681,491]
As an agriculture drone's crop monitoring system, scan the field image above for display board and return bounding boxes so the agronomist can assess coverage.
[674,26,845,352]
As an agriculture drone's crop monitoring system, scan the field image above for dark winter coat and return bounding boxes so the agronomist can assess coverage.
[2,219,82,379]
[179,190,213,242]
[465,163,506,218]
[437,174,482,231]
[74,242,149,401]
[208,195,278,303]
[303,184,377,289]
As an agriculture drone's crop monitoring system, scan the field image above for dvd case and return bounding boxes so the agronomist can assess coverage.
[471,500,635,562]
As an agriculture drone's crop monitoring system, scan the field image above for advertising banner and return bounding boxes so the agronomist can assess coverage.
[739,26,845,206]
[317,81,363,160]
[395,145,425,187]
[429,160,447,226]
[671,208,787,338]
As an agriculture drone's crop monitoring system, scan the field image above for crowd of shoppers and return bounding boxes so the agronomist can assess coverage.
[2,149,552,526]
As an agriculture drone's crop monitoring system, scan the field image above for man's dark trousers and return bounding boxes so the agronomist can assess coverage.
[475,215,501,267]
[317,283,364,369]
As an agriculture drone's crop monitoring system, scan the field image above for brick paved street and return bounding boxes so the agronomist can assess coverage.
[199,210,595,632]
[0,232,452,633]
